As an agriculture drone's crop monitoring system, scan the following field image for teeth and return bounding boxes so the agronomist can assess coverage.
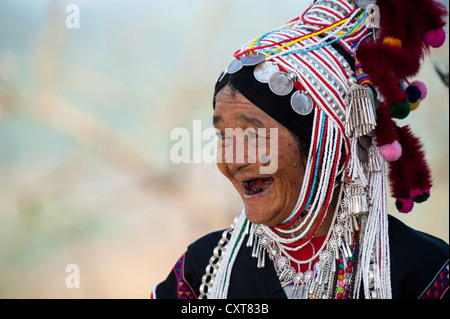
[243,178,269,185]
[242,178,273,196]
[245,188,265,195]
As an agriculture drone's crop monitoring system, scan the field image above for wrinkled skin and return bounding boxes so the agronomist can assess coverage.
[213,86,304,227]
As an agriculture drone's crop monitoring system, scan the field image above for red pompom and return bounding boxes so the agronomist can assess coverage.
[395,198,414,213]
[374,103,400,147]
[397,126,432,201]
[386,125,433,213]
[356,0,447,112]
[425,27,446,48]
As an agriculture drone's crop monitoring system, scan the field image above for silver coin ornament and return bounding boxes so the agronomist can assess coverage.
[357,142,369,163]
[356,0,377,9]
[240,52,266,66]
[358,135,373,149]
[291,91,314,116]
[254,62,280,83]
[268,72,294,96]
[227,58,243,74]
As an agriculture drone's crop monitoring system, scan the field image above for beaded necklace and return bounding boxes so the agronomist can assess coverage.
[245,177,363,299]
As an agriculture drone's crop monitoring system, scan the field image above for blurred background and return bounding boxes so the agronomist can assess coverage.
[0,0,448,298]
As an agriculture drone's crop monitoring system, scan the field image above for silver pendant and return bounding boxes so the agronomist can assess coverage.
[291,91,314,115]
[227,58,243,74]
[356,0,377,9]
[254,62,280,83]
[268,72,294,96]
[357,143,369,163]
[240,52,266,66]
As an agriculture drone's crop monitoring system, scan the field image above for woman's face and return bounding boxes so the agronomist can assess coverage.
[213,86,304,227]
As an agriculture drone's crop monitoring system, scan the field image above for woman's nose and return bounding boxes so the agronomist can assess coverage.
[218,136,258,171]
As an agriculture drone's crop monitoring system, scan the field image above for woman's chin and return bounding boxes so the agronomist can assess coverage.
[243,204,278,226]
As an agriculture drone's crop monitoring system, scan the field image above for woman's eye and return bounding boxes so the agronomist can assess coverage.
[248,130,258,139]
[216,132,232,147]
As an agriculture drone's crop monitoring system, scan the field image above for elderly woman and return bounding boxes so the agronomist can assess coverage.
[153,0,449,299]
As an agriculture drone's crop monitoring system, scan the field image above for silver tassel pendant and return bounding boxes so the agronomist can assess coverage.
[343,181,370,232]
[247,224,273,269]
[365,145,382,173]
[345,83,377,138]
[348,183,369,214]
[290,272,304,299]
[257,237,270,268]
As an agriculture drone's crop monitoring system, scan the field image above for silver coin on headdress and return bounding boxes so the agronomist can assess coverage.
[291,91,314,116]
[240,52,266,66]
[355,0,377,9]
[254,62,280,83]
[268,72,294,96]
[227,58,243,74]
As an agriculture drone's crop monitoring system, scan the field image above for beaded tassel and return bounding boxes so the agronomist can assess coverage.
[364,145,382,173]
[355,60,372,88]
[345,81,377,138]
[342,181,369,232]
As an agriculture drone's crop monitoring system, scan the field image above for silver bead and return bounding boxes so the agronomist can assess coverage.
[371,290,378,299]
[348,77,357,86]
[287,72,297,82]
[368,270,375,283]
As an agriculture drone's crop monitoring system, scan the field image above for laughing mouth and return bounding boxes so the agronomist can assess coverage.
[242,177,274,196]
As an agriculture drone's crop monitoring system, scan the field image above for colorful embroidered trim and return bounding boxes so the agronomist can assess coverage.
[420,260,449,299]
[173,254,197,299]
